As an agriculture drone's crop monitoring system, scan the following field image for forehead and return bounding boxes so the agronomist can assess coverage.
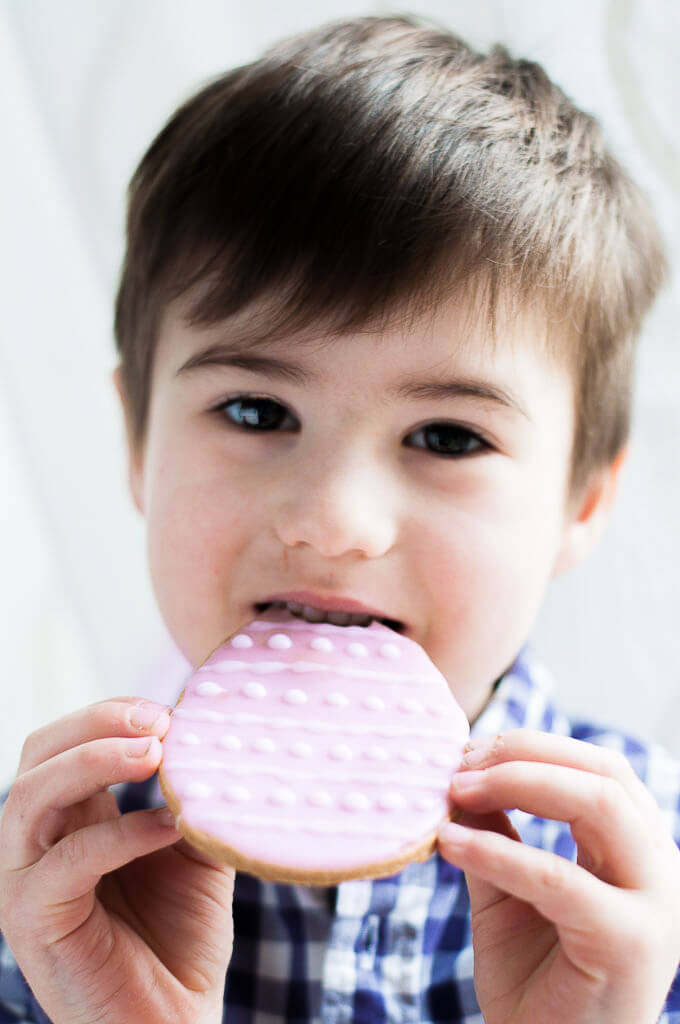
[156,282,565,382]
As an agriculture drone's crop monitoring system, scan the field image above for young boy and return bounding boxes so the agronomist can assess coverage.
[1,14,679,1023]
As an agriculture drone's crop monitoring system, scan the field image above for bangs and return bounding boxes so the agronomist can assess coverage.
[125,28,599,350]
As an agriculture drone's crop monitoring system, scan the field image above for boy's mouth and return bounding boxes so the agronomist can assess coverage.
[254,599,405,633]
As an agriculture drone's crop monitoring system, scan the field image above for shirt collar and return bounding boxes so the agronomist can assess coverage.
[470,646,557,739]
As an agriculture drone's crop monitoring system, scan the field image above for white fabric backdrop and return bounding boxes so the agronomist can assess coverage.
[1,0,678,789]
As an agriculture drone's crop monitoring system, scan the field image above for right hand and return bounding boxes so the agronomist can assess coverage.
[0,698,235,1024]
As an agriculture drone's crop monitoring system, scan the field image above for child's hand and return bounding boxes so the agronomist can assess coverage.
[0,698,235,1024]
[438,728,680,1024]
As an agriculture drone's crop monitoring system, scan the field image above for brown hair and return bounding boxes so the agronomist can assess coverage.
[114,14,666,493]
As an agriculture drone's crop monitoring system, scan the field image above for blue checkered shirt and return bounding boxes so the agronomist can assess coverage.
[2,649,680,1022]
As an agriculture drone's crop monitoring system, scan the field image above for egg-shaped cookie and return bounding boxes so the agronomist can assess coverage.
[158,608,469,883]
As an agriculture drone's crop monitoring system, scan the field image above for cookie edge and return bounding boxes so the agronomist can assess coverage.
[158,763,457,883]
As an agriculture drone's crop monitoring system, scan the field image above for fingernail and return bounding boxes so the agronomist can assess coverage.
[438,821,470,847]
[126,735,161,758]
[450,769,484,790]
[129,706,170,732]
[463,735,483,748]
[461,741,492,768]
[154,806,179,828]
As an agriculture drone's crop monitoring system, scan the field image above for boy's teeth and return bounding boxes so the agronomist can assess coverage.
[301,605,326,623]
[273,600,375,627]
[327,611,350,626]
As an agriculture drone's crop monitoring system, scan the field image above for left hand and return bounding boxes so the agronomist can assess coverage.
[438,728,680,1024]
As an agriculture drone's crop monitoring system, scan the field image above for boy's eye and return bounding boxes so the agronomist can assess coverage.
[217,401,487,456]
[406,422,489,457]
[219,396,297,431]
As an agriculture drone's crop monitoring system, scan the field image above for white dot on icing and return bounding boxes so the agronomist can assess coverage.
[342,791,371,812]
[428,704,447,717]
[195,681,223,697]
[252,737,276,754]
[179,732,202,746]
[377,792,405,811]
[365,745,389,761]
[224,784,250,802]
[399,748,423,764]
[399,699,423,714]
[184,781,212,799]
[267,632,293,650]
[329,743,353,761]
[242,681,267,699]
[269,787,296,806]
[362,695,386,712]
[325,692,349,707]
[416,795,438,811]
[307,790,333,807]
[283,688,308,706]
[217,734,242,751]
[379,642,401,659]
[231,634,253,648]
[310,636,334,652]
[347,642,369,657]
[290,741,313,758]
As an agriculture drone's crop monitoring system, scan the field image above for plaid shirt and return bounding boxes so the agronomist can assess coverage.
[2,649,680,1022]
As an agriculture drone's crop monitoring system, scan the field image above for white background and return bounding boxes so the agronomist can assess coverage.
[1,0,678,789]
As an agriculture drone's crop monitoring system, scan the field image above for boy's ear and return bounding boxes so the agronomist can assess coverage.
[552,447,628,576]
[112,366,145,516]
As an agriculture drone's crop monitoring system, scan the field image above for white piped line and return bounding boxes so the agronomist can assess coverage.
[172,707,457,739]
[205,659,439,685]
[194,809,440,838]
[164,759,449,788]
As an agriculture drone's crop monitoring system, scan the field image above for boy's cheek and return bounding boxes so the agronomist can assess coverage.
[419,525,555,716]
[145,496,250,664]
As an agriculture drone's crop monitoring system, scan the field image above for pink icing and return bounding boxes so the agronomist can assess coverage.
[161,609,469,876]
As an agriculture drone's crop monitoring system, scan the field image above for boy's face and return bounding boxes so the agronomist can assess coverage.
[116,293,609,721]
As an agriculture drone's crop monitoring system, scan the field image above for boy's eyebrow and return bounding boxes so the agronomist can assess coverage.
[389,377,531,420]
[175,343,530,419]
[175,345,309,385]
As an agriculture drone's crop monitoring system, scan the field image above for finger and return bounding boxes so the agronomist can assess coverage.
[449,760,653,887]
[36,789,121,852]
[438,817,630,938]
[439,809,522,915]
[18,699,172,773]
[460,729,659,818]
[3,736,164,869]
[32,807,181,922]
[173,837,235,870]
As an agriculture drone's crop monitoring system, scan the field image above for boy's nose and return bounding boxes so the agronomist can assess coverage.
[273,456,398,560]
